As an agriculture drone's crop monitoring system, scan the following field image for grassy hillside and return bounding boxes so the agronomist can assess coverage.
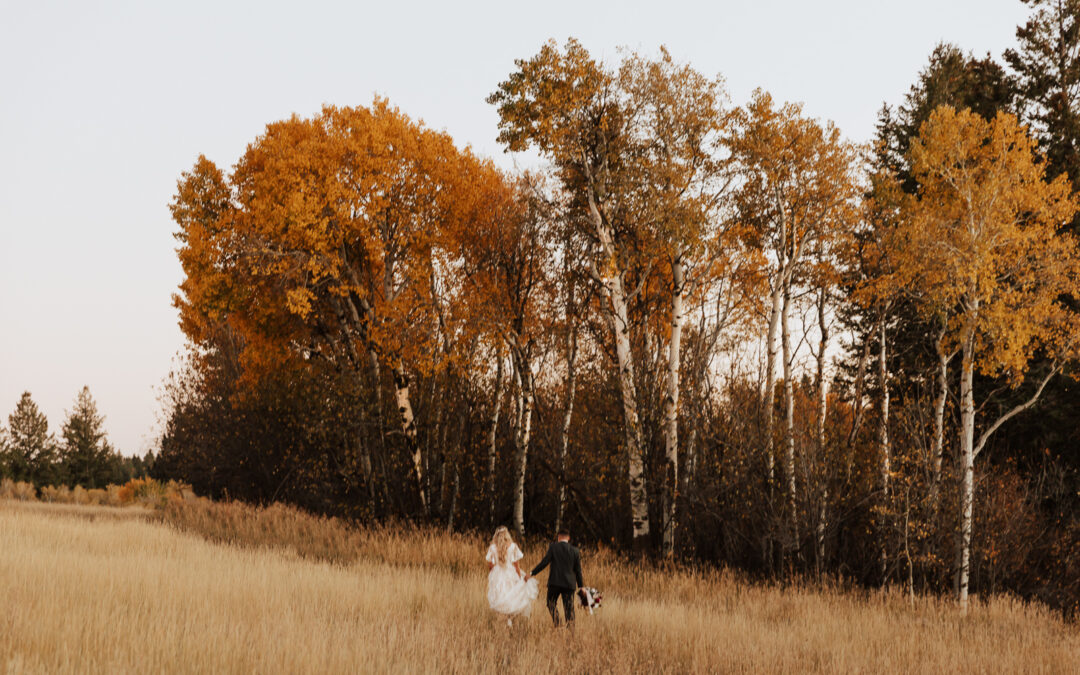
[0,499,1076,673]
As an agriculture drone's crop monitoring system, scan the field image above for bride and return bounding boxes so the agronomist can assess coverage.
[485,526,539,625]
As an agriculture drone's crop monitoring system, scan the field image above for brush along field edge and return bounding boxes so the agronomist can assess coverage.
[0,502,1077,674]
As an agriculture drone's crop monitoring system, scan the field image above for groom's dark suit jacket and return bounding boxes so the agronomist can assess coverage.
[530,540,583,591]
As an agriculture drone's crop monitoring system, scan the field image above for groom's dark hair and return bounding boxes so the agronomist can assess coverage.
[557,528,570,538]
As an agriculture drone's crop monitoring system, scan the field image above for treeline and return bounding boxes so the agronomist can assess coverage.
[0,388,153,488]
[157,2,1080,615]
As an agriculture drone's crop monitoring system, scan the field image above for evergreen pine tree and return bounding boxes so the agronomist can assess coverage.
[4,392,59,485]
[59,387,115,489]
[1005,0,1080,197]
[0,423,9,479]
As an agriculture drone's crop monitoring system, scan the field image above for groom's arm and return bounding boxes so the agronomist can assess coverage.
[530,544,553,577]
[573,550,584,588]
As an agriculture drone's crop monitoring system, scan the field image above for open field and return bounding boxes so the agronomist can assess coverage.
[1,500,1077,674]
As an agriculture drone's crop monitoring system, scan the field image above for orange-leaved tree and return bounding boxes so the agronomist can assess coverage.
[172,100,488,516]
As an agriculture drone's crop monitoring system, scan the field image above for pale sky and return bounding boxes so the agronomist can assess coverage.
[0,0,1030,454]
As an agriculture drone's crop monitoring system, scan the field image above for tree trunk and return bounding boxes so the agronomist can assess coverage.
[682,426,698,497]
[932,328,950,497]
[609,278,651,548]
[815,287,829,575]
[764,281,783,491]
[511,349,534,539]
[847,331,873,447]
[446,463,460,533]
[488,350,504,528]
[585,164,649,549]
[368,349,393,511]
[429,378,445,518]
[357,413,375,509]
[781,283,798,549]
[815,288,828,452]
[956,325,976,615]
[555,326,578,534]
[661,257,685,558]
[878,317,891,580]
[392,365,426,515]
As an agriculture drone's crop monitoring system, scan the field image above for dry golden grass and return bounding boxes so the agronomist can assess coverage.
[0,498,152,521]
[1,500,1077,674]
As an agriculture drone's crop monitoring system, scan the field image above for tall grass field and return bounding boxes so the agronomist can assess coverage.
[0,498,1076,673]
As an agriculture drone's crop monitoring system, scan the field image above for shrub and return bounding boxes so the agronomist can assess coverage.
[72,485,90,505]
[117,477,190,507]
[12,481,36,501]
[105,485,123,506]
[87,488,107,505]
[40,485,72,503]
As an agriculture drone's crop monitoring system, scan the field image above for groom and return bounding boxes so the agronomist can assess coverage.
[526,528,583,628]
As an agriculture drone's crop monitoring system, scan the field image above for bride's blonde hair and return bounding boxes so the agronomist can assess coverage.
[491,526,513,564]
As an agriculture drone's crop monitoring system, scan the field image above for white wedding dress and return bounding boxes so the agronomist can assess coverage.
[486,542,539,616]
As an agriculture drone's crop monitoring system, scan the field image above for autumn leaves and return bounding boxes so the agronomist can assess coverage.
[169,38,1080,601]
[870,107,1080,611]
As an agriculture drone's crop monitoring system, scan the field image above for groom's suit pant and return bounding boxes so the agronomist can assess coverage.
[546,586,575,626]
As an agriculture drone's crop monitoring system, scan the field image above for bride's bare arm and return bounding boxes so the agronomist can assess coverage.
[513,561,523,577]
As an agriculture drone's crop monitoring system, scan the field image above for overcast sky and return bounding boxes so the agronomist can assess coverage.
[0,0,1031,454]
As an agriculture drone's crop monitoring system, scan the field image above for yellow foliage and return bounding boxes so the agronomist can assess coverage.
[881,106,1080,379]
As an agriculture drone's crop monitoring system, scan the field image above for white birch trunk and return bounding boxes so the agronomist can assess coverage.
[608,275,651,546]
[511,349,534,539]
[878,317,891,579]
[661,258,685,558]
[815,288,829,572]
[815,289,828,452]
[956,324,976,615]
[764,281,783,490]
[932,328,950,497]
[585,178,650,548]
[781,284,798,548]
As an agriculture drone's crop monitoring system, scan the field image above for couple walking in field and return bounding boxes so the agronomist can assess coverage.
[485,526,584,628]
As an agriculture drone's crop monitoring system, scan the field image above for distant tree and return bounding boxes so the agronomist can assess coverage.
[130,450,155,480]
[58,387,116,489]
[4,392,59,485]
[0,423,8,478]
